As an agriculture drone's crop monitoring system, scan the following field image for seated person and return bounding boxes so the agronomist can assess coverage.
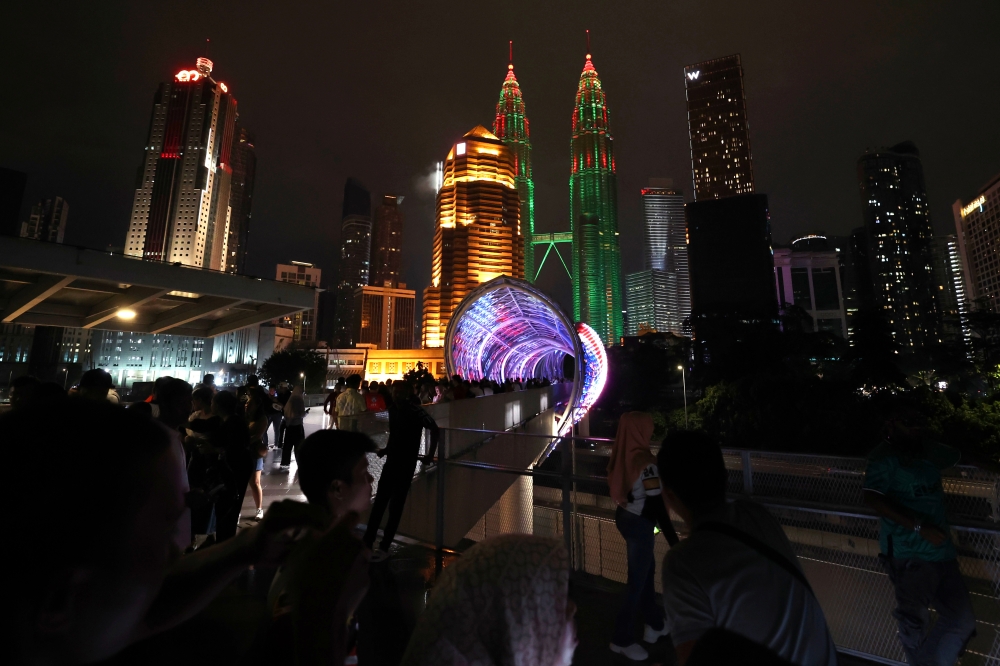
[657,431,837,666]
[7,399,320,665]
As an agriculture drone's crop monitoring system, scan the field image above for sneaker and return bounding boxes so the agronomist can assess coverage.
[254,508,264,521]
[643,624,668,643]
[610,643,648,661]
[369,549,390,563]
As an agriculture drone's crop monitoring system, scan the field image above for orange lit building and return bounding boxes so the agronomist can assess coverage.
[421,126,523,348]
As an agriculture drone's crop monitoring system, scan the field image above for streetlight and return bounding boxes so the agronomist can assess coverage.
[62,368,69,390]
[300,371,305,394]
[677,365,688,429]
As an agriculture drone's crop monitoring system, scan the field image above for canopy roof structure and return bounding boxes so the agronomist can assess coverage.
[444,276,607,435]
[0,236,315,337]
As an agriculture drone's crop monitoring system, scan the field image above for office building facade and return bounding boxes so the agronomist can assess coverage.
[625,270,671,335]
[225,128,257,274]
[953,173,1000,311]
[642,180,689,334]
[686,194,777,331]
[333,178,372,346]
[276,261,320,343]
[494,53,535,282]
[124,58,239,270]
[856,142,940,348]
[570,51,622,344]
[422,126,522,348]
[21,197,69,243]
[370,195,403,288]
[95,330,207,389]
[684,55,755,201]
[930,235,970,347]
[353,283,415,350]
[773,237,848,338]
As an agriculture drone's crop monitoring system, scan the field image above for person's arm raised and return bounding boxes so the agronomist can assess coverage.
[136,500,325,640]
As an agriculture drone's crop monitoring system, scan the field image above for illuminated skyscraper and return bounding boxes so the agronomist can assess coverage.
[570,47,622,344]
[642,180,688,334]
[684,55,755,201]
[422,126,522,348]
[493,44,535,282]
[857,142,940,348]
[124,57,238,270]
[225,128,256,274]
[370,195,403,288]
[953,173,999,311]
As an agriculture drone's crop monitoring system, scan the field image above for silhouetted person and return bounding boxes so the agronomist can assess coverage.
[8,375,41,409]
[280,384,305,468]
[77,368,114,401]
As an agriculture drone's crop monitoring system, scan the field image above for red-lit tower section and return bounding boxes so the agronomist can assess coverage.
[125,57,238,270]
[493,45,535,282]
[569,46,621,344]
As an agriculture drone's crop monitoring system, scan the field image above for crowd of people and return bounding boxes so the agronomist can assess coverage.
[5,365,994,666]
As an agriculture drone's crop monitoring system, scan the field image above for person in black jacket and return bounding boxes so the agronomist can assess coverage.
[363,382,439,560]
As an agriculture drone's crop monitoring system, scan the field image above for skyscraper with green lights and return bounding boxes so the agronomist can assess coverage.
[570,51,622,344]
[493,50,535,282]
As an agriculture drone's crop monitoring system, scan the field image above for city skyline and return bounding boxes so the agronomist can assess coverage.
[2,3,998,320]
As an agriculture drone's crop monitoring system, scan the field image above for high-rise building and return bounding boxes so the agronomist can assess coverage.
[931,235,970,347]
[953,173,1000,311]
[773,236,848,338]
[370,195,403,288]
[422,126,522,348]
[225,128,257,274]
[95,330,207,389]
[625,270,670,335]
[276,262,320,343]
[494,47,535,282]
[684,55,755,201]
[570,49,622,344]
[124,58,239,270]
[333,179,372,346]
[21,197,68,243]
[0,167,27,238]
[686,194,777,334]
[353,283,415,350]
[642,180,688,335]
[856,142,940,349]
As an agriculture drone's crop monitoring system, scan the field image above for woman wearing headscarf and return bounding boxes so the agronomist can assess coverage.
[401,534,577,666]
[607,411,680,661]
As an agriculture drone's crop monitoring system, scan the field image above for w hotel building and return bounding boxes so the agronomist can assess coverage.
[421,126,523,348]
[124,58,252,272]
[953,173,1000,311]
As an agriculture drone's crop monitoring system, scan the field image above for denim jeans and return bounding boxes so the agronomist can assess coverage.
[882,557,976,666]
[612,506,664,646]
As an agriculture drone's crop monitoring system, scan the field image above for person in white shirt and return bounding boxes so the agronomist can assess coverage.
[606,412,679,661]
[657,432,837,666]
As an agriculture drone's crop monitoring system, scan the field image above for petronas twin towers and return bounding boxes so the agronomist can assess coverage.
[423,43,622,347]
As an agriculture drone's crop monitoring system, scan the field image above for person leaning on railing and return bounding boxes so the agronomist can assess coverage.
[863,409,1000,666]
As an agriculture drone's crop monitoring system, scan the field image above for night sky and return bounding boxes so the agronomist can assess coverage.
[3,1,998,316]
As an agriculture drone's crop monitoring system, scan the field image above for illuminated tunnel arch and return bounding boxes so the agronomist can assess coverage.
[444,276,608,435]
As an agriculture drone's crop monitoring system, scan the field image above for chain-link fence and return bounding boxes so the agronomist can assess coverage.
[415,429,1000,665]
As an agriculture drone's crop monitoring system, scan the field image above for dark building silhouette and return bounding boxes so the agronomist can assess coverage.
[334,178,372,346]
[370,195,403,288]
[685,194,776,336]
[684,55,755,201]
[856,142,941,349]
[21,197,69,243]
[226,128,257,274]
[0,167,27,238]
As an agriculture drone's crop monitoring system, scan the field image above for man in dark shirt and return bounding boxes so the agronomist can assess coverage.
[363,382,439,560]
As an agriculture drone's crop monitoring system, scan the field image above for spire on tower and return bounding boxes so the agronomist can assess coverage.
[509,40,513,70]
[586,29,591,59]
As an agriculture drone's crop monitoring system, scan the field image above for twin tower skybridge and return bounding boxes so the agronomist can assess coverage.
[529,231,574,283]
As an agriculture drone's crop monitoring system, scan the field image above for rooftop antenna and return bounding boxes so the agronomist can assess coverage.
[586,29,591,58]
[509,40,513,70]
[205,38,210,57]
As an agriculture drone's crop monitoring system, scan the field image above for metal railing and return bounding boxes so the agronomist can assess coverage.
[388,426,1000,666]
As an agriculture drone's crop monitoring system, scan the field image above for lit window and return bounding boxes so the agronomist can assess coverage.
[456,142,466,156]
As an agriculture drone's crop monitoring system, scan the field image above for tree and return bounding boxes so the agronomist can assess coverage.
[258,349,327,391]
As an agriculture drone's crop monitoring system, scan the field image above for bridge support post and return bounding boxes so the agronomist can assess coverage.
[741,450,754,495]
[560,436,574,569]
[435,430,448,575]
